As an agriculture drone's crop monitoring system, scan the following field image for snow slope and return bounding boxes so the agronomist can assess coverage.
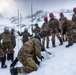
[0,11,76,75]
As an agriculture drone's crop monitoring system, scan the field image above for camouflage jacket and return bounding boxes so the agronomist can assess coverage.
[0,32,14,43]
[18,37,42,59]
[32,27,41,35]
[62,20,76,32]
[41,21,49,32]
[48,18,59,30]
[11,34,16,48]
[72,13,76,24]
[18,31,32,44]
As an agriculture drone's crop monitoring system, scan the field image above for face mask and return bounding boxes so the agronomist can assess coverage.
[5,30,9,33]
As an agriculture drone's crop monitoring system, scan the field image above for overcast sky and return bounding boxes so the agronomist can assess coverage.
[0,0,76,17]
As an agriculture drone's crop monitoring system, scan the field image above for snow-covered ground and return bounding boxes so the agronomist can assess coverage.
[0,12,76,75]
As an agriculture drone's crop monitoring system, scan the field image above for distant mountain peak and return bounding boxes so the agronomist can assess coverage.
[0,14,4,19]
[53,8,73,13]
[26,10,49,22]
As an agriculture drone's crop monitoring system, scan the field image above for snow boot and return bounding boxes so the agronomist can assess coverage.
[10,68,18,75]
[2,65,7,68]
[66,43,73,47]
[1,57,7,68]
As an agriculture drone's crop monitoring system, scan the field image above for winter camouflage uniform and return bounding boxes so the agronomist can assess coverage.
[11,29,16,48]
[60,19,76,47]
[59,15,67,41]
[11,29,16,62]
[72,13,76,43]
[18,30,32,44]
[17,37,42,73]
[48,18,63,47]
[32,24,41,35]
[41,21,49,48]
[72,13,76,24]
[0,32,14,61]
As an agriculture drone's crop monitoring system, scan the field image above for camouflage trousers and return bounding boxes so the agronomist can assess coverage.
[18,54,37,73]
[2,42,14,61]
[51,31,62,47]
[42,35,49,48]
[72,31,76,43]
[66,30,73,44]
[2,42,14,54]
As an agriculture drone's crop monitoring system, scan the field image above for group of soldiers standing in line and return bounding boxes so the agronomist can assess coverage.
[0,7,76,75]
[10,7,76,75]
[32,7,76,48]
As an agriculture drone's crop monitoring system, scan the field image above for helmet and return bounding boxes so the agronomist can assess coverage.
[44,16,48,21]
[34,33,42,41]
[73,7,76,12]
[4,26,9,31]
[49,13,54,18]
[60,12,64,16]
[24,28,28,31]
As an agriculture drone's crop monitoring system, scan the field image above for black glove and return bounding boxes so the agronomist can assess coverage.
[37,61,40,65]
[40,56,44,61]
[41,48,45,51]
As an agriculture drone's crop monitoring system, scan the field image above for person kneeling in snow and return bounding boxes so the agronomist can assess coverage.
[10,33,44,75]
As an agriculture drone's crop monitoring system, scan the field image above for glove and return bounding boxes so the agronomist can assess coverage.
[41,48,45,51]
[40,56,44,61]
[37,61,40,66]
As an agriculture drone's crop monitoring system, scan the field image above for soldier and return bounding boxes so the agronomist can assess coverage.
[72,7,76,43]
[0,26,14,62]
[60,17,76,47]
[18,28,32,44]
[32,23,41,35]
[48,13,63,47]
[41,16,49,48]
[11,29,16,61]
[72,7,76,24]
[0,43,7,68]
[10,33,44,75]
[59,12,67,21]
[59,12,67,42]
[11,29,16,48]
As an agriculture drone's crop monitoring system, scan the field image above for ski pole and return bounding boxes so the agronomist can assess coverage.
[41,48,52,55]
[44,50,52,55]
